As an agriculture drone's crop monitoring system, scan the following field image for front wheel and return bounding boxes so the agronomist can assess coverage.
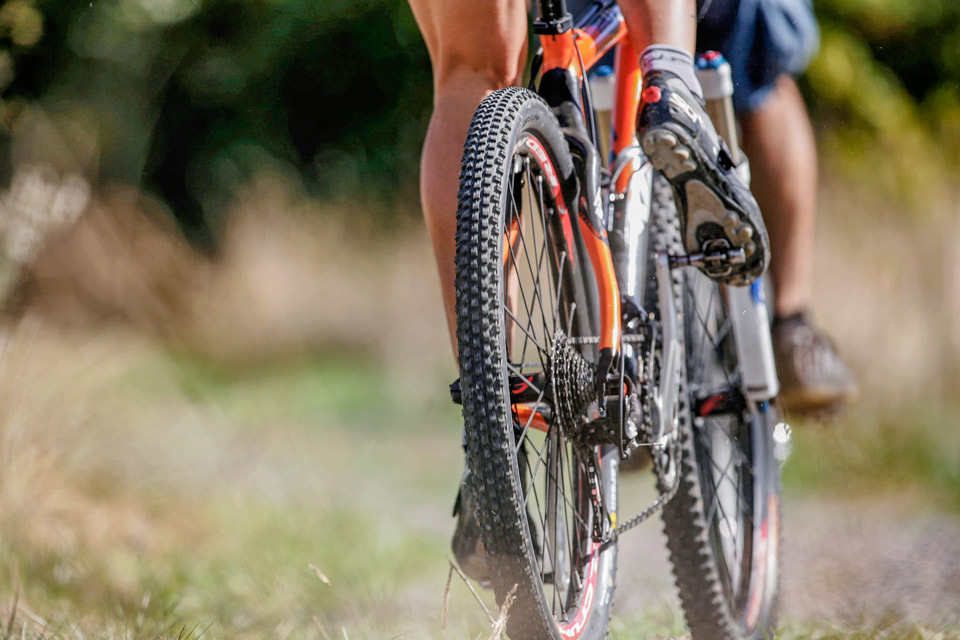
[649,177,782,639]
[455,87,618,640]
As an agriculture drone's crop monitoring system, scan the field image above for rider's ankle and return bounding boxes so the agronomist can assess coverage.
[639,45,704,101]
[772,310,807,330]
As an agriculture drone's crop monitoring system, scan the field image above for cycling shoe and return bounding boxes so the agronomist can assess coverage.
[638,70,769,285]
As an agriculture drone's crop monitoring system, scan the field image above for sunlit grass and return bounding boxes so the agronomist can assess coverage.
[1,327,957,639]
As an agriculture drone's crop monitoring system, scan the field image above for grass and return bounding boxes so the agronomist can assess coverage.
[783,404,960,512]
[0,328,490,639]
[0,325,957,639]
[776,617,960,640]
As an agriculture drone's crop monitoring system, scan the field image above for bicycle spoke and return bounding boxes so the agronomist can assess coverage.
[506,191,545,370]
[526,164,556,346]
[506,182,551,369]
[536,175,558,328]
[524,442,591,535]
[504,304,547,357]
[558,438,578,603]
[522,159,553,340]
[526,454,591,534]
[552,251,567,331]
[515,386,550,455]
[527,454,548,574]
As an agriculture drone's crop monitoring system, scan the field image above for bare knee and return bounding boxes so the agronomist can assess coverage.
[408,0,527,96]
[434,48,525,96]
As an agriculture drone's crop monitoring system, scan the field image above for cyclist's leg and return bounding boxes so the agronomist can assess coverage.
[407,0,528,354]
[740,75,816,318]
[741,82,857,410]
[698,0,819,313]
[408,0,528,584]
[619,0,696,54]
[698,0,857,411]
[624,0,770,284]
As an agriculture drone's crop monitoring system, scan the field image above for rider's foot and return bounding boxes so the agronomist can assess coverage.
[637,70,769,285]
[451,467,490,585]
[772,312,858,416]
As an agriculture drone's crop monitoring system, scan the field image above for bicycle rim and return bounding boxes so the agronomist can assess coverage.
[648,175,780,640]
[681,268,780,637]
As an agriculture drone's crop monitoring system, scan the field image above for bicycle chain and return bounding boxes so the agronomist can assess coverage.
[568,331,681,543]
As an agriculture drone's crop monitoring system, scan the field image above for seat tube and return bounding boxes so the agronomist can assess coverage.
[538,0,569,23]
[609,39,652,306]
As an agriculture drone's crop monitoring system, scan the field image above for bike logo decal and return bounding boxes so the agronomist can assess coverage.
[750,277,765,305]
[668,92,701,126]
[525,136,561,192]
[521,134,576,265]
[511,376,534,394]
[745,494,779,629]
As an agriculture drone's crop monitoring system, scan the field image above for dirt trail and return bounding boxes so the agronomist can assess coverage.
[615,495,960,627]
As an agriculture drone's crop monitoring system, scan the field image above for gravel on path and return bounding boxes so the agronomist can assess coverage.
[613,494,960,627]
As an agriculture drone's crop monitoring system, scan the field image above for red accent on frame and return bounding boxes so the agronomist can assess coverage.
[612,40,641,159]
[698,393,725,417]
[514,404,549,433]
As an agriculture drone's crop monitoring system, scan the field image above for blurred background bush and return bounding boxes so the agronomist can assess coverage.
[0,0,955,239]
[0,0,433,251]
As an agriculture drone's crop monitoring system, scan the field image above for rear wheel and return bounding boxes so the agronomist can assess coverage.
[650,177,782,639]
[455,87,617,640]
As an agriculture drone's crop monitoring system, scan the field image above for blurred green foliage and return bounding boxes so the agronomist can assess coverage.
[4,0,432,248]
[0,0,956,245]
[808,0,960,207]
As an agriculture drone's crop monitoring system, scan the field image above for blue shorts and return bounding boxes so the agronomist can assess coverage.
[567,0,819,113]
[696,0,819,112]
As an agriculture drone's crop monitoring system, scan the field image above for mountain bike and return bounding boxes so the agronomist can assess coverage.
[453,1,784,639]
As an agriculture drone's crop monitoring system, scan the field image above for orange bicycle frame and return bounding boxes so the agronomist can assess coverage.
[536,1,642,367]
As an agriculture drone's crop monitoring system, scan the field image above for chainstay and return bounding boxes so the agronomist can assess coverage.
[610,313,683,540]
